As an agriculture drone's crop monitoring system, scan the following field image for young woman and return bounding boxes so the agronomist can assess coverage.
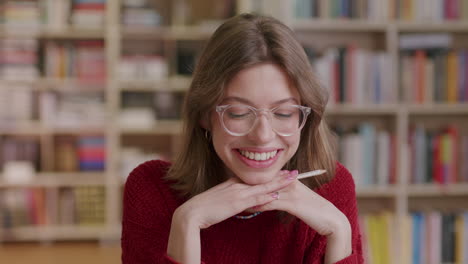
[122,13,363,264]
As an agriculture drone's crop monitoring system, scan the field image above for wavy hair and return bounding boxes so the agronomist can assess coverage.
[165,13,337,198]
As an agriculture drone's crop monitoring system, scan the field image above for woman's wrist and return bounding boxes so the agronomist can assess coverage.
[324,213,352,264]
[167,207,201,264]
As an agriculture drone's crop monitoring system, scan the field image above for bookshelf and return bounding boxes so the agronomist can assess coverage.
[1,0,467,262]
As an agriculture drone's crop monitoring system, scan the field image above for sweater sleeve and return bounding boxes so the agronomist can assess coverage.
[304,163,364,264]
[121,160,180,264]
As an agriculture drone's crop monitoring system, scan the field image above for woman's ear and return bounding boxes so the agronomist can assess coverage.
[199,113,210,131]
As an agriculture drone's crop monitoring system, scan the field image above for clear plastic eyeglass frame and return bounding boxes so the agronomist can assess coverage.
[215,104,312,137]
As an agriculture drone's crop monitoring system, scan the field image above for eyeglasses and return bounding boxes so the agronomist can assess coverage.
[215,104,312,137]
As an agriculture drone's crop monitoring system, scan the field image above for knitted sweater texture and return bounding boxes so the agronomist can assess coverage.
[121,160,364,264]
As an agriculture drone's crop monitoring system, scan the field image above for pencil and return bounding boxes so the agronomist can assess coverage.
[297,169,326,179]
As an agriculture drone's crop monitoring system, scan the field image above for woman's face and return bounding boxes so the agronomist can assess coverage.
[210,63,301,185]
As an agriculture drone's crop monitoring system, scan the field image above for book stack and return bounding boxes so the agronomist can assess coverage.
[0,136,40,172]
[0,86,35,124]
[118,55,168,81]
[121,0,161,27]
[44,40,106,83]
[0,38,39,81]
[311,46,395,105]
[333,123,397,186]
[70,0,106,29]
[77,136,105,171]
[409,125,468,184]
[40,91,107,128]
[2,0,41,32]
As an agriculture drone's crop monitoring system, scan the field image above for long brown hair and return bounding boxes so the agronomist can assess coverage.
[165,13,337,198]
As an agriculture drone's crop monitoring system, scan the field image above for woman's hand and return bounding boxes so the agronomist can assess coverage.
[254,170,352,264]
[167,170,296,264]
[175,170,296,229]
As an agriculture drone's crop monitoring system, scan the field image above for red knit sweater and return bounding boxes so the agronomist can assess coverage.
[121,160,364,264]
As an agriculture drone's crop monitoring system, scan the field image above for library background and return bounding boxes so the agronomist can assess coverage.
[0,0,467,263]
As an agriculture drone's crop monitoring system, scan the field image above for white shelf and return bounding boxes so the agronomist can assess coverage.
[0,172,106,188]
[407,183,468,196]
[397,21,468,32]
[119,120,182,135]
[0,26,105,39]
[119,76,191,92]
[0,121,44,135]
[0,78,106,91]
[0,225,118,242]
[325,104,399,115]
[356,185,398,198]
[293,19,388,32]
[407,103,468,115]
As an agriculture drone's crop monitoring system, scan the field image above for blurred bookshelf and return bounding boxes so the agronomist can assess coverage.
[0,0,467,263]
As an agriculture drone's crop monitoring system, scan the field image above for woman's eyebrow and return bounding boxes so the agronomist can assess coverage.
[221,96,299,105]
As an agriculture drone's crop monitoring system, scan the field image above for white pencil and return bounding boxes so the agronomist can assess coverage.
[297,169,327,179]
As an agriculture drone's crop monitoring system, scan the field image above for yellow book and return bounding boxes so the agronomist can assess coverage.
[379,212,391,264]
[455,214,464,264]
[446,51,458,103]
[401,214,413,264]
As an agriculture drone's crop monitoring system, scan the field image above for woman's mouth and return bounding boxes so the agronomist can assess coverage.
[234,148,281,168]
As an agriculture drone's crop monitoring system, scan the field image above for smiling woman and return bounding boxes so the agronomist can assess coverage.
[121,13,363,264]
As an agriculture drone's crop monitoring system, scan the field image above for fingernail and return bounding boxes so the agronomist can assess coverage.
[271,192,279,199]
[287,170,299,180]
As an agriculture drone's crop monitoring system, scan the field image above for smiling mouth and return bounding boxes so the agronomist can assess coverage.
[237,149,279,161]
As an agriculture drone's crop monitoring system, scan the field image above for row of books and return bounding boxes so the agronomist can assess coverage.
[311,46,395,105]
[0,88,36,123]
[403,211,468,264]
[121,91,184,121]
[401,49,468,103]
[0,136,40,172]
[121,0,161,27]
[0,38,39,80]
[44,40,106,82]
[0,0,41,31]
[0,186,105,228]
[360,211,468,264]
[118,55,168,81]
[40,91,107,128]
[294,0,468,21]
[55,135,105,172]
[333,123,397,186]
[409,125,468,184]
[120,148,168,180]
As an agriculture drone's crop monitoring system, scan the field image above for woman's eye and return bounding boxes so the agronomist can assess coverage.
[228,111,251,118]
[274,112,293,118]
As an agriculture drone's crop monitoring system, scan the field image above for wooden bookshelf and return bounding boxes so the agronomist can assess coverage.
[1,1,467,262]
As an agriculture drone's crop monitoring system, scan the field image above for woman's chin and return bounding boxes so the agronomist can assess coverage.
[237,172,275,185]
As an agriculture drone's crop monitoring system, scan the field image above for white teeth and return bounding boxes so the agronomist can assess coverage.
[239,150,278,161]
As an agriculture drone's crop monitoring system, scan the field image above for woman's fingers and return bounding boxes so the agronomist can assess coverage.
[245,170,298,197]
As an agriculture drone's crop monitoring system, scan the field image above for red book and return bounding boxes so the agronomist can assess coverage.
[78,148,105,160]
[446,126,459,183]
[73,3,105,11]
[433,135,443,184]
[333,59,340,103]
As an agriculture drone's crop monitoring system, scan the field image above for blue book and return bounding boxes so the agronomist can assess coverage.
[359,123,376,185]
[412,212,422,264]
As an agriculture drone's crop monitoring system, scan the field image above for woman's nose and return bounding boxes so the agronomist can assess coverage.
[246,115,276,144]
